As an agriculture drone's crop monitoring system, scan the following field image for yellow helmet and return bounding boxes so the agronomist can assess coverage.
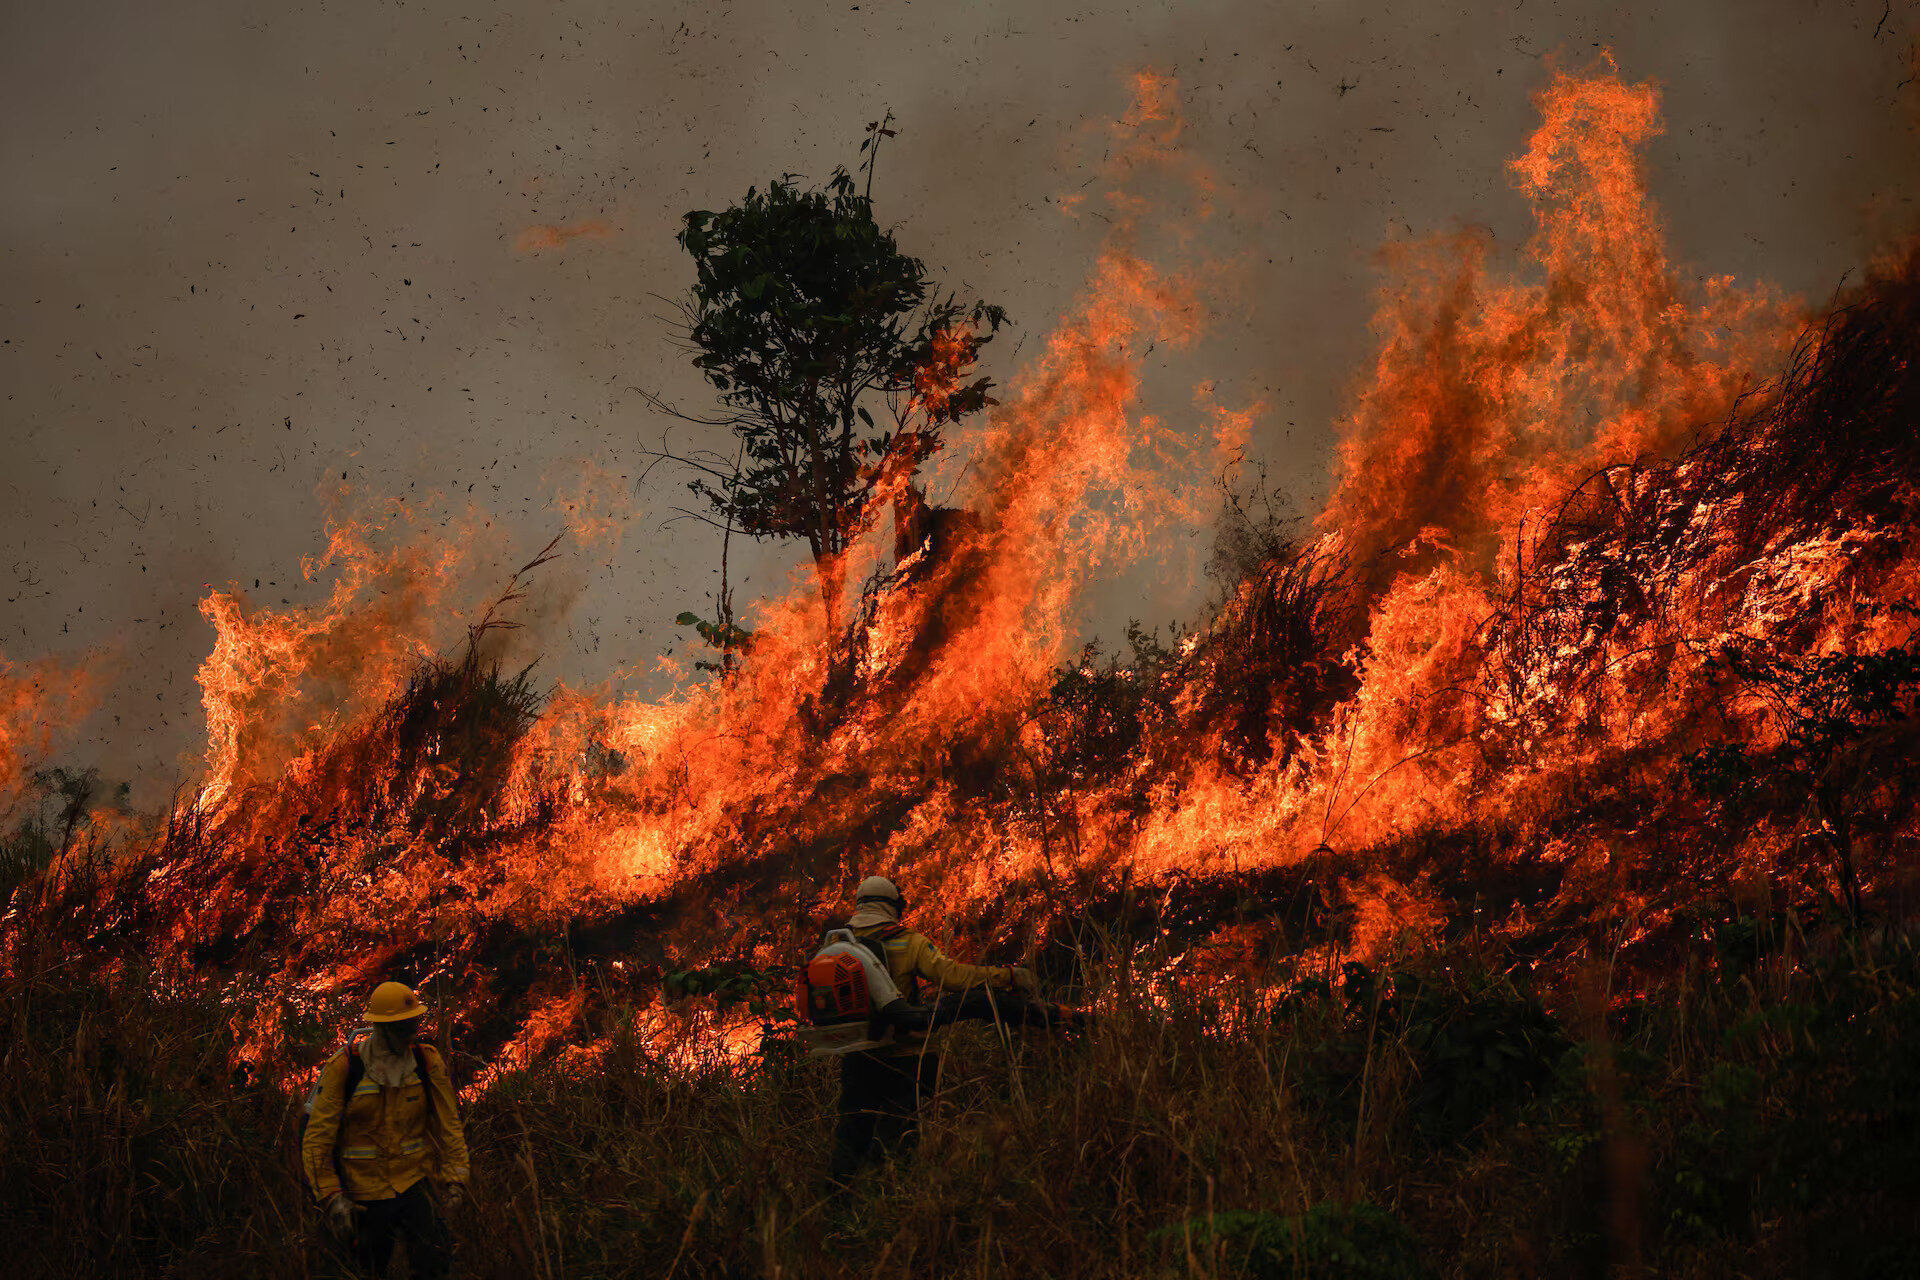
[364,981,427,1023]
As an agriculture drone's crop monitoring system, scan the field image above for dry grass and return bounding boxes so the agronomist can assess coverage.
[5,918,1917,1279]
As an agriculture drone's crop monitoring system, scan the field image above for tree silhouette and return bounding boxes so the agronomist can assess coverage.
[646,119,1007,632]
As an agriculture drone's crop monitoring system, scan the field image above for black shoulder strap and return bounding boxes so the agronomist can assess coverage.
[414,1043,440,1117]
[856,933,889,967]
[339,1045,364,1101]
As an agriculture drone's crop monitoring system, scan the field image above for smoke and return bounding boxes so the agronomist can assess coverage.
[2,0,1915,800]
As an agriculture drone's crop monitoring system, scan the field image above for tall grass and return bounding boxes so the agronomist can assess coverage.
[5,919,1916,1278]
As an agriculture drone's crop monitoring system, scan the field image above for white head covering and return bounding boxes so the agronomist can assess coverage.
[847,875,902,928]
[359,1028,418,1088]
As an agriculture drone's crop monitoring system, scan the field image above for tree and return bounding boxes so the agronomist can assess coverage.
[1686,606,1920,923]
[649,120,1007,631]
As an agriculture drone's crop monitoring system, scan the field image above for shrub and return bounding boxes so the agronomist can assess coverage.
[1320,962,1571,1146]
[1155,1202,1428,1280]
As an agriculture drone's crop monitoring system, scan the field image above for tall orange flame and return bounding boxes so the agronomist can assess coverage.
[15,61,1920,1086]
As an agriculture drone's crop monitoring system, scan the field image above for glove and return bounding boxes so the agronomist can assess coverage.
[326,1193,361,1235]
[1008,967,1038,996]
[442,1182,467,1212]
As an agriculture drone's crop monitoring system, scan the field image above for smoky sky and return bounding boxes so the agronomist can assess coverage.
[4,0,1916,800]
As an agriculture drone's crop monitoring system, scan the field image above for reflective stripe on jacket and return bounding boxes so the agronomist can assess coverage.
[302,1041,469,1203]
[853,924,1014,1056]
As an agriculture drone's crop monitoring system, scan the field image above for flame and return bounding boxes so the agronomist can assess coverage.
[0,651,93,812]
[513,220,614,254]
[195,514,471,814]
[13,62,1920,1090]
[1322,56,1791,587]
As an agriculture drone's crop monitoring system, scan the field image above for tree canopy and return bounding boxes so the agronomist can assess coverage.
[667,143,1006,624]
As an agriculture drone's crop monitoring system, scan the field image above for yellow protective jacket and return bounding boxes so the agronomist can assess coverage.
[302,1041,470,1203]
[853,922,1016,1056]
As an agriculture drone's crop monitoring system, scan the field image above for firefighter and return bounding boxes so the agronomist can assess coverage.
[303,981,470,1278]
[830,875,1036,1185]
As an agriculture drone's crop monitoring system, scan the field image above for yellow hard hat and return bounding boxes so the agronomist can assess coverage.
[364,981,427,1023]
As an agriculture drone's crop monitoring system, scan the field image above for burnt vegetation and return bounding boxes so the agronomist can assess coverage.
[8,242,1920,1280]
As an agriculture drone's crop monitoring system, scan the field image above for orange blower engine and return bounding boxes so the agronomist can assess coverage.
[792,928,911,1057]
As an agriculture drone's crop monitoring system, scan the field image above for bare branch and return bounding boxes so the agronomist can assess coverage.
[468,531,567,646]
[659,507,745,534]
[628,385,760,430]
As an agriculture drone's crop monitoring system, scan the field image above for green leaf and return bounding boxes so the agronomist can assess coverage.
[675,612,701,627]
[670,162,1007,563]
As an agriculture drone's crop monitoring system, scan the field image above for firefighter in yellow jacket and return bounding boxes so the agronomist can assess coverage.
[831,875,1035,1184]
[303,981,470,1278]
